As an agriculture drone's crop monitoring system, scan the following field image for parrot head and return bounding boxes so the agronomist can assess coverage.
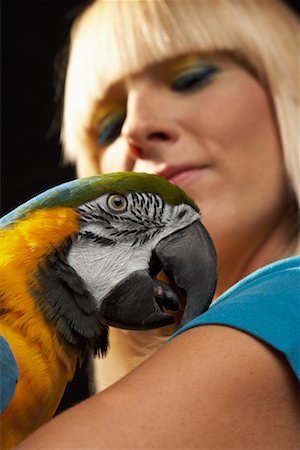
[0,172,217,359]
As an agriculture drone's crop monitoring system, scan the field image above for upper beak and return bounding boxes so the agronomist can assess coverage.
[154,220,217,326]
[100,220,217,330]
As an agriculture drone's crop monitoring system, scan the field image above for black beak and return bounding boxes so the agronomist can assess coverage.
[154,220,217,326]
[100,220,217,330]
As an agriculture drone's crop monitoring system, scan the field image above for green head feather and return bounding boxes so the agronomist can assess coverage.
[0,173,198,228]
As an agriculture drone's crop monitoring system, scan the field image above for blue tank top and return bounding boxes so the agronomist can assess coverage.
[170,256,300,380]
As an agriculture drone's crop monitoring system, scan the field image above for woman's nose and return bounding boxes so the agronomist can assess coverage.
[121,87,179,161]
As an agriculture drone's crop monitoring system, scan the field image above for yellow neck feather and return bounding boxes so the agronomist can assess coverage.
[0,207,80,373]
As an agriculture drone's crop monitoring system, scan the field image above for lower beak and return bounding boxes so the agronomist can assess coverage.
[100,220,217,330]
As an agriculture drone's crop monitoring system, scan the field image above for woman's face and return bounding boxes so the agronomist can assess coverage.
[90,55,288,255]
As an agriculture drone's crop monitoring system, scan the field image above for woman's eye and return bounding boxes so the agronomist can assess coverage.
[170,66,219,93]
[97,110,126,146]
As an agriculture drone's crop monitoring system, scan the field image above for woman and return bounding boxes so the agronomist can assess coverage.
[18,0,300,448]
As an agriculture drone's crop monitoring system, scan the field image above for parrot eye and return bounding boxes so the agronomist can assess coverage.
[107,194,128,213]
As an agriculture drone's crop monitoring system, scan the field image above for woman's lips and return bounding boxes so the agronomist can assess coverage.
[156,166,208,187]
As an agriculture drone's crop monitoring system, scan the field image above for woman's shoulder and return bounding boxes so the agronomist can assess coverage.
[170,256,300,380]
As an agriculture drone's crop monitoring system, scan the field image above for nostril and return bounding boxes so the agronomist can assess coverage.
[129,144,143,159]
[148,132,170,141]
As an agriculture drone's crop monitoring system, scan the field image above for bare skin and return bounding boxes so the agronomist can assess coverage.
[17,325,300,449]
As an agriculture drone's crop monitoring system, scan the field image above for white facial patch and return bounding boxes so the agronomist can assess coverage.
[67,193,199,306]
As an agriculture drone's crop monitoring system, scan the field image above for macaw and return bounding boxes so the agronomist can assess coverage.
[0,172,217,449]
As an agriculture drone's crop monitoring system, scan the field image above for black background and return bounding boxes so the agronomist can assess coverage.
[1,0,299,412]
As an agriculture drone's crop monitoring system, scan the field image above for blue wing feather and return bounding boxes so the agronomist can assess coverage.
[0,336,19,414]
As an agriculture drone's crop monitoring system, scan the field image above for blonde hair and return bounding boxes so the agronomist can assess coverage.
[62,0,299,212]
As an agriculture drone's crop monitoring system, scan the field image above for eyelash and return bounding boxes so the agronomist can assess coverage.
[97,110,126,147]
[170,66,219,93]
